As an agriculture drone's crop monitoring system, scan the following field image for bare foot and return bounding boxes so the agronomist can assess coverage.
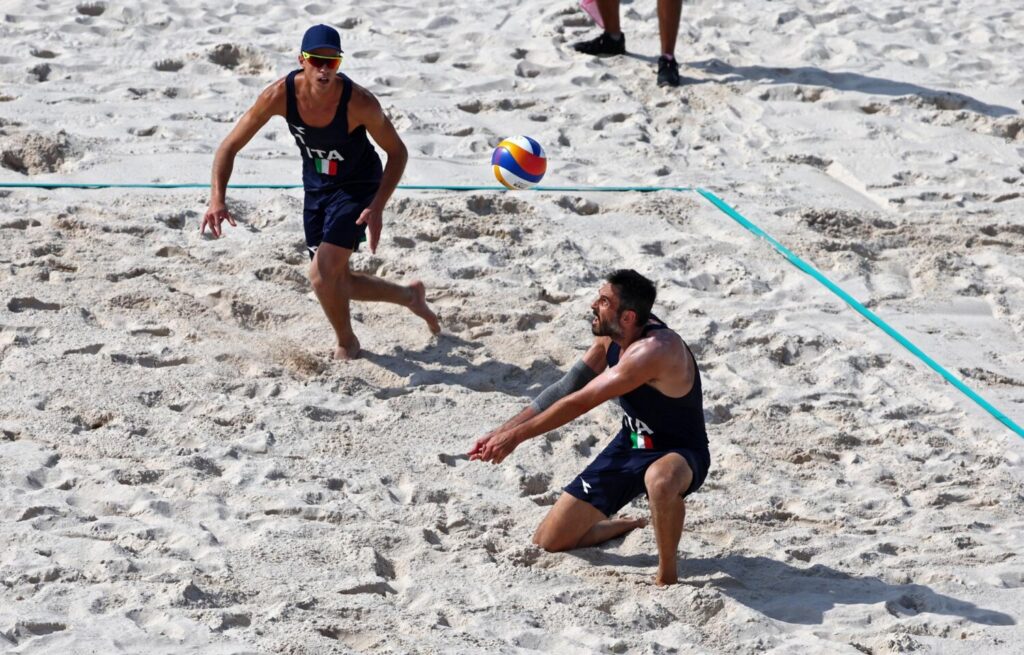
[333,336,361,360]
[606,515,648,535]
[621,515,649,530]
[407,280,441,334]
[654,567,679,587]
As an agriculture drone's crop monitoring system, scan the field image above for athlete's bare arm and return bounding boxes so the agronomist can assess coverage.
[348,84,408,253]
[202,80,287,237]
[469,338,611,458]
[471,337,669,464]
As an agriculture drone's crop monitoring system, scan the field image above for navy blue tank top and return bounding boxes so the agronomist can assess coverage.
[606,318,708,452]
[285,70,383,194]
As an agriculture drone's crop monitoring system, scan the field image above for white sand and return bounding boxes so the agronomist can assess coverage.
[1,0,1023,652]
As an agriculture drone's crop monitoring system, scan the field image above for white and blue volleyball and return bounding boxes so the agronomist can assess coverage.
[491,136,547,190]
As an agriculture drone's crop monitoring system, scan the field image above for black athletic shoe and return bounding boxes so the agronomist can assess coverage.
[572,31,626,56]
[657,55,681,87]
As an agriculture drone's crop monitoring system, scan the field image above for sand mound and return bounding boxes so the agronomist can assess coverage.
[0,130,76,175]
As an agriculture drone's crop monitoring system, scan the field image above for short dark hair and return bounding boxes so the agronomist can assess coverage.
[606,269,656,324]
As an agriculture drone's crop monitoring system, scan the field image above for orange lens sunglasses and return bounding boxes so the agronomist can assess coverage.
[302,51,343,70]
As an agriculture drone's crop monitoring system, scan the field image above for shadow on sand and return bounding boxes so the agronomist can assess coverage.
[574,552,1015,626]
[690,58,1018,118]
[362,333,562,397]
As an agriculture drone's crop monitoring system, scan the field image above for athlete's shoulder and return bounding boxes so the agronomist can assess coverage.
[625,328,681,368]
[650,325,683,347]
[653,327,691,363]
[254,76,288,115]
[641,322,679,345]
[263,75,290,96]
[348,79,394,134]
[347,77,381,112]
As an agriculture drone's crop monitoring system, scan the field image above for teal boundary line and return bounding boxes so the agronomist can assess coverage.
[0,180,1018,438]
[697,187,1023,439]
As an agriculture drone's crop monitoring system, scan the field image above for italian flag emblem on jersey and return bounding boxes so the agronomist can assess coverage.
[315,159,337,175]
[625,416,654,449]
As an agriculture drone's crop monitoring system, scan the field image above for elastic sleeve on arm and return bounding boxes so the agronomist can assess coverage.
[529,359,598,413]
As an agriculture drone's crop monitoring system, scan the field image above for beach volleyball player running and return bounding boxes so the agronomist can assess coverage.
[202,24,440,359]
[470,270,710,585]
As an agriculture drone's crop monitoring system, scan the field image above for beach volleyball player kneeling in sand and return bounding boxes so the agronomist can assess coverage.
[201,24,440,359]
[470,270,710,585]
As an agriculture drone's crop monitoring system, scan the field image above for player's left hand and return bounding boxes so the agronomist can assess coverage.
[468,430,520,464]
[356,206,383,254]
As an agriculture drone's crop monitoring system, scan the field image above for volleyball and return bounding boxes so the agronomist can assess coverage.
[491,136,546,190]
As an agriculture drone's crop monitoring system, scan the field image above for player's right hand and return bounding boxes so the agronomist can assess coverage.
[468,432,493,460]
[469,430,521,464]
[201,203,236,238]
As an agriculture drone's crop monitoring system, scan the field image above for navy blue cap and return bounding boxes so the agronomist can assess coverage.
[301,24,342,53]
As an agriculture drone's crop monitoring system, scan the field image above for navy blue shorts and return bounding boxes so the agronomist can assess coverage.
[563,428,710,517]
[303,187,378,259]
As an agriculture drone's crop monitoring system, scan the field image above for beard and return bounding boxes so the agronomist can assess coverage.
[590,311,622,338]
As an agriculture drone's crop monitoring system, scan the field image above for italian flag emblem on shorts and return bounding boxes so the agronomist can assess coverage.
[315,158,337,175]
[630,430,653,449]
[625,416,654,449]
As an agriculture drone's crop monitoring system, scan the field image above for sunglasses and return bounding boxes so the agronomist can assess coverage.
[302,51,343,70]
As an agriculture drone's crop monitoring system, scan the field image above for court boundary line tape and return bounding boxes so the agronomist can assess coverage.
[697,188,1022,439]
[1,180,1019,438]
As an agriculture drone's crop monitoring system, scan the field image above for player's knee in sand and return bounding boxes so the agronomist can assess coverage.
[532,532,582,554]
[531,493,601,552]
[532,522,571,553]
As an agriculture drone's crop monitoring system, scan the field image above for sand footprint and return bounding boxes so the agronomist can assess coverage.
[206,44,269,73]
[561,13,591,28]
[253,265,308,292]
[516,61,541,78]
[7,297,61,312]
[6,621,67,644]
[210,612,251,632]
[76,2,106,16]
[153,209,194,230]
[153,59,184,72]
[593,113,628,130]
[105,267,152,283]
[29,64,51,82]
[109,351,190,368]
[573,434,599,456]
[506,467,552,497]
[556,196,599,215]
[114,469,163,486]
[303,3,332,16]
[1,218,42,229]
